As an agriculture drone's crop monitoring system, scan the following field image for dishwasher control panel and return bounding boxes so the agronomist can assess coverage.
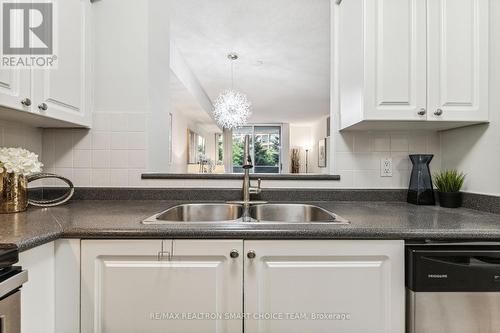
[406,244,500,292]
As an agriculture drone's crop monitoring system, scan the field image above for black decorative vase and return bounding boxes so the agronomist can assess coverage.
[438,191,462,208]
[407,154,435,205]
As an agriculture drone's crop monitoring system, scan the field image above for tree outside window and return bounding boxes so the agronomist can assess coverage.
[232,125,281,173]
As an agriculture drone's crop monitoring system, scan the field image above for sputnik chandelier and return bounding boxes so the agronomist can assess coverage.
[212,53,251,129]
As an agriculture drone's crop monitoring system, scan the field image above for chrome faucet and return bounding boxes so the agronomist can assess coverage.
[242,135,262,206]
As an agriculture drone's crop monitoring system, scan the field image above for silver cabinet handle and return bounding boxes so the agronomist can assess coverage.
[38,103,48,111]
[417,108,426,116]
[21,98,31,107]
[434,109,443,116]
[247,250,256,259]
[230,249,239,258]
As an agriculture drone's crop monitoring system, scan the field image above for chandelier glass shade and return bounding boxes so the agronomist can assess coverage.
[213,89,251,129]
[213,54,251,129]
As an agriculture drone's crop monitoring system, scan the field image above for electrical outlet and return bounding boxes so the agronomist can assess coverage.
[381,158,393,177]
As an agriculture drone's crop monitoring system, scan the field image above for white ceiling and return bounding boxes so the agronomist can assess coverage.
[170,0,331,125]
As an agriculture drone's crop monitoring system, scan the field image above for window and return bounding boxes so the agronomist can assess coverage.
[232,125,281,173]
[215,133,224,164]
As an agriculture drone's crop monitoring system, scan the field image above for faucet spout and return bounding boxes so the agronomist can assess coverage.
[226,134,266,219]
[242,135,253,169]
[242,135,253,205]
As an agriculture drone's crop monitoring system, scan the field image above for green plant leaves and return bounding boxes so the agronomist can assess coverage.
[433,169,466,193]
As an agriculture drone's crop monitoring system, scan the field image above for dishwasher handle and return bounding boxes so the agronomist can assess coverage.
[422,255,500,267]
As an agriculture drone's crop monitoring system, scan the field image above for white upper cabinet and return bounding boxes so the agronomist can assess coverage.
[0,69,31,112]
[364,0,427,121]
[244,240,405,333]
[427,0,489,122]
[338,0,490,131]
[81,240,243,333]
[31,0,92,127]
[0,0,91,128]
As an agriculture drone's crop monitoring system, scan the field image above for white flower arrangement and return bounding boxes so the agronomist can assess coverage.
[0,147,43,176]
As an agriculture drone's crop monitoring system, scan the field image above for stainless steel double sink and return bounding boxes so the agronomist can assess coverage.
[142,203,349,224]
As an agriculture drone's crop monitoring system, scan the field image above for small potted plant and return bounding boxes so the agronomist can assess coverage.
[433,170,466,208]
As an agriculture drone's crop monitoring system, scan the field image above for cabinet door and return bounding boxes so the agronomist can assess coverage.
[364,0,427,120]
[427,0,489,122]
[0,68,31,112]
[31,0,91,127]
[244,240,404,333]
[18,242,55,333]
[81,240,243,333]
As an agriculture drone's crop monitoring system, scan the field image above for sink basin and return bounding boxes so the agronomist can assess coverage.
[142,203,348,224]
[248,203,350,224]
[143,203,243,223]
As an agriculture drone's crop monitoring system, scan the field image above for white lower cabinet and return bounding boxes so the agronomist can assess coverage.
[18,242,55,333]
[80,239,404,333]
[244,240,405,333]
[80,239,243,333]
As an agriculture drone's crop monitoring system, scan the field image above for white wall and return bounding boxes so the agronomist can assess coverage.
[310,116,329,174]
[289,118,331,174]
[440,0,500,196]
[290,124,314,173]
[169,104,218,173]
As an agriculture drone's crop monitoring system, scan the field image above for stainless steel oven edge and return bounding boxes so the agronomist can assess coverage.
[0,270,27,299]
[0,270,27,333]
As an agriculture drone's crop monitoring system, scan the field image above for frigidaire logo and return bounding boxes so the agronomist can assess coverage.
[428,274,448,279]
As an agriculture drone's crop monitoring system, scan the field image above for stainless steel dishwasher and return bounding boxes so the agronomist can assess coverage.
[406,243,500,333]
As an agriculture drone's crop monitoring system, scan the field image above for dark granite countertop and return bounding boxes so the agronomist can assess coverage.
[2,200,500,251]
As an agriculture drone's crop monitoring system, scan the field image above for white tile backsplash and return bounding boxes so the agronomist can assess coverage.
[110,114,129,132]
[0,119,43,159]
[333,131,441,189]
[91,149,111,169]
[73,168,92,187]
[110,169,129,186]
[372,133,390,152]
[73,131,92,150]
[39,112,150,187]
[0,112,441,189]
[73,149,92,168]
[110,132,129,150]
[38,113,441,188]
[110,150,128,168]
[390,134,409,152]
[92,132,111,150]
[91,169,110,186]
[93,114,111,131]
[353,133,371,152]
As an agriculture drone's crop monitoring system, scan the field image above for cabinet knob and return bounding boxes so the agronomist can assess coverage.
[38,103,48,111]
[247,250,256,259]
[434,109,443,116]
[230,249,239,258]
[417,108,426,116]
[21,98,31,107]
